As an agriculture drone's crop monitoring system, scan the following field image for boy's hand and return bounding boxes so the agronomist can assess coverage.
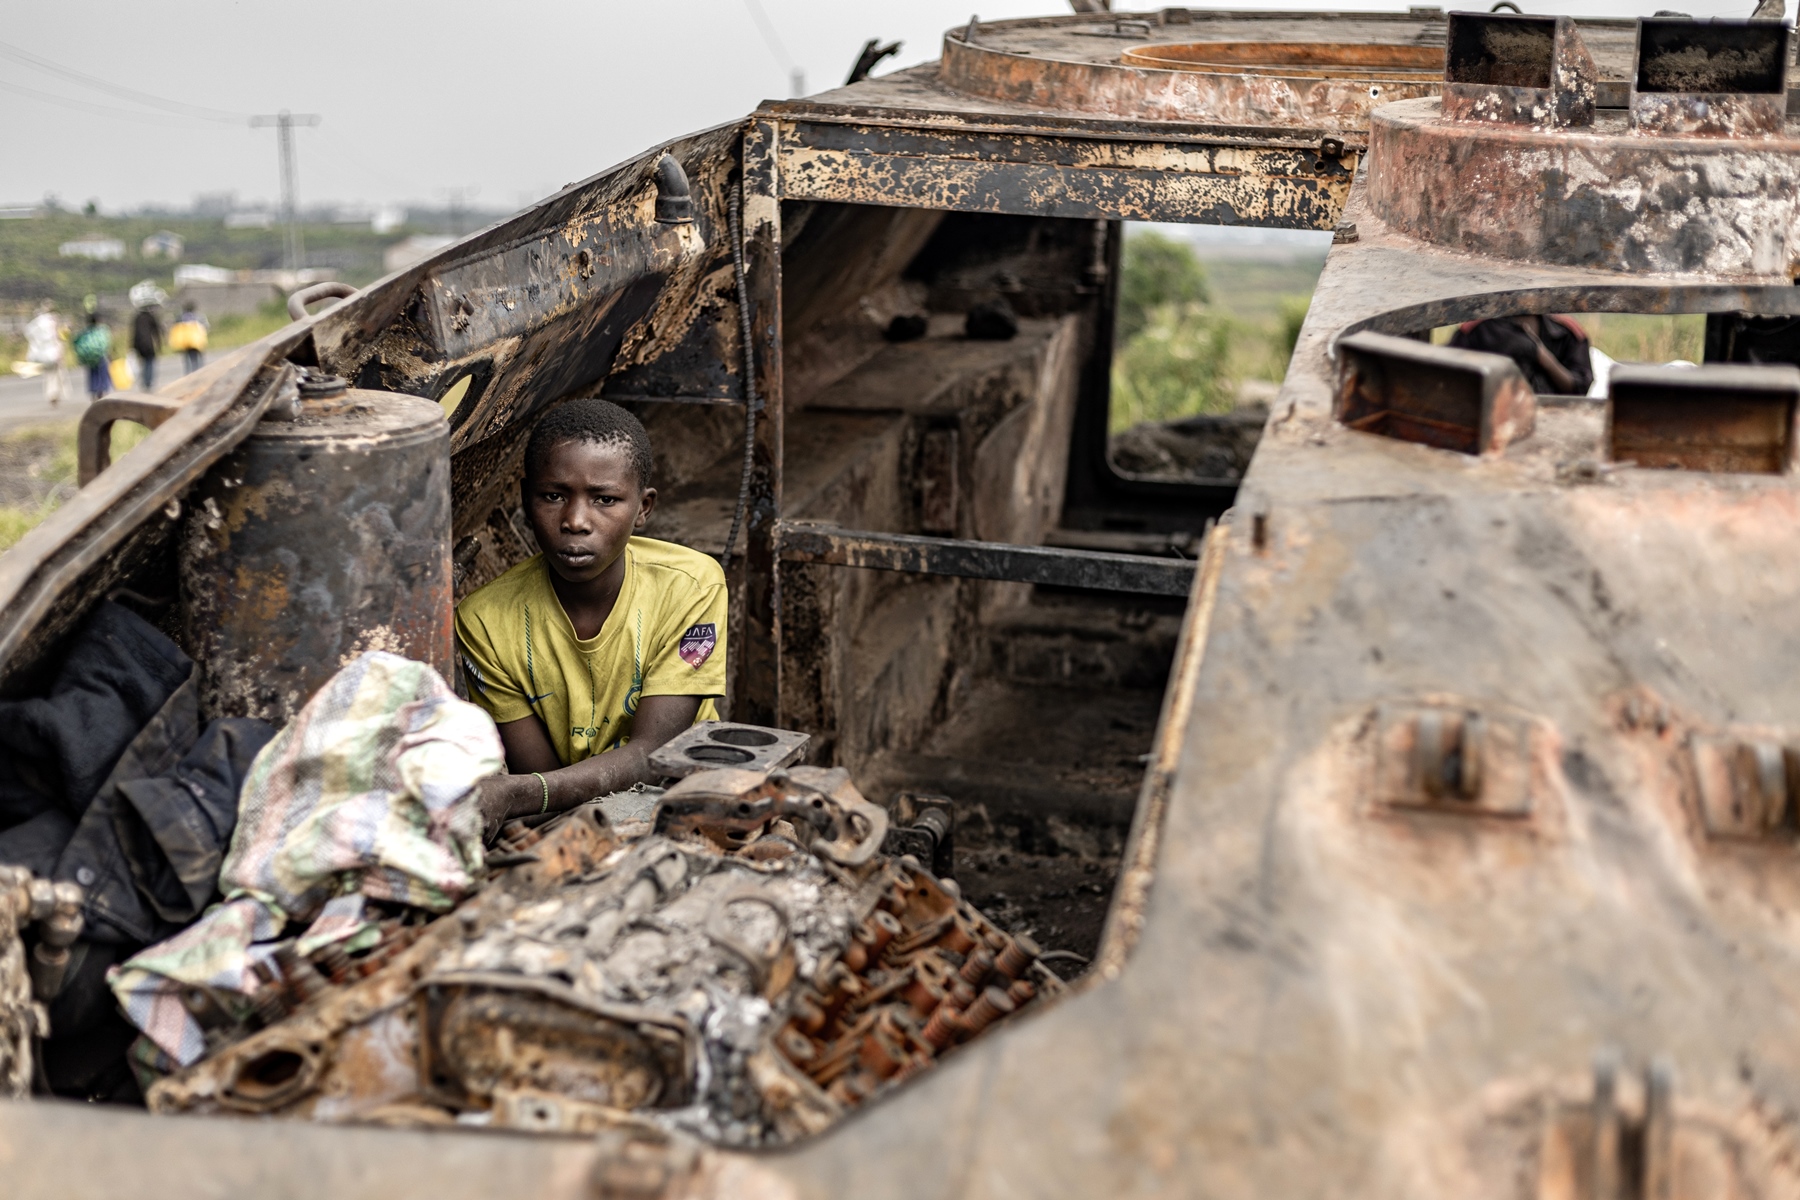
[475,695,707,842]
[474,773,538,843]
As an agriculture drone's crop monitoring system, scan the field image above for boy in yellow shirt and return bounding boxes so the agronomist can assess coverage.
[455,399,727,835]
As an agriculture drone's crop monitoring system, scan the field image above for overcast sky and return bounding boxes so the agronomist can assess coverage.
[0,0,1773,215]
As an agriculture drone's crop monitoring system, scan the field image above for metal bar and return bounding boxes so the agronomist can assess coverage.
[775,120,1352,228]
[776,523,1196,597]
[733,120,785,725]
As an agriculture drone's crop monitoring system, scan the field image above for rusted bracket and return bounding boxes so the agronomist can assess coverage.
[1443,12,1595,128]
[1334,330,1536,457]
[1373,703,1533,817]
[1606,363,1800,474]
[76,390,190,486]
[1633,17,1790,137]
[1690,733,1798,838]
[776,521,1196,596]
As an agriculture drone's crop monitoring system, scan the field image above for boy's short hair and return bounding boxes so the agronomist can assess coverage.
[524,398,654,490]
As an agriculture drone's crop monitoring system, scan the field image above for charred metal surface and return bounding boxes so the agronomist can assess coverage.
[1606,362,1800,474]
[774,119,1354,229]
[803,12,1646,117]
[1442,13,1595,128]
[946,25,1442,129]
[1369,97,1800,276]
[145,766,1057,1147]
[734,119,784,727]
[180,383,453,724]
[776,522,1195,597]
[20,8,1800,1200]
[1334,330,1536,457]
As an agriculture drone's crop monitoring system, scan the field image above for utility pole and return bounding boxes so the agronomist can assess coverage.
[249,111,321,274]
[438,186,479,237]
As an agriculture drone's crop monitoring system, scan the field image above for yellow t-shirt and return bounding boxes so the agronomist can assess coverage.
[454,537,727,766]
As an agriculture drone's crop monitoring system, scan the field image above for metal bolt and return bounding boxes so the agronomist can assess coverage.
[959,985,1017,1037]
[960,946,996,987]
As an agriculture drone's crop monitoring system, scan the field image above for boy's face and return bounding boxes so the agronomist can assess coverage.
[525,439,656,586]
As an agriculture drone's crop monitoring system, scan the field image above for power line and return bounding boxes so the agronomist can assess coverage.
[0,77,214,127]
[737,0,806,95]
[0,38,246,122]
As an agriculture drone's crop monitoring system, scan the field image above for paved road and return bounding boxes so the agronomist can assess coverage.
[0,353,208,433]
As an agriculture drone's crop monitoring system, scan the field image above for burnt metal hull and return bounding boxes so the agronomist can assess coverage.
[6,8,1800,1199]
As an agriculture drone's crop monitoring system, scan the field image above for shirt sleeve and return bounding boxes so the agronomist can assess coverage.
[643,576,728,700]
[454,602,535,725]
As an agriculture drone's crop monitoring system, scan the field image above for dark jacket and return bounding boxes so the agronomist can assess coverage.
[131,308,162,359]
[0,601,274,1100]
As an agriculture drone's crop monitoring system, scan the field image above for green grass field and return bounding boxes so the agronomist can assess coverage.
[0,420,148,553]
[1109,235,1327,432]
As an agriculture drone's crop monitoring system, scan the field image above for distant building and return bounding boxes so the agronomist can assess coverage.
[192,192,236,217]
[224,211,275,229]
[372,206,406,235]
[383,234,455,273]
[0,206,41,220]
[141,231,185,259]
[174,264,234,286]
[174,280,285,319]
[59,238,125,261]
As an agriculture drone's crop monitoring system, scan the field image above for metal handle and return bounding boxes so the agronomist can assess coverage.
[77,390,187,486]
[287,281,358,321]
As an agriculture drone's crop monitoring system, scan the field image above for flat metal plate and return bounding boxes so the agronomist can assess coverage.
[647,721,811,779]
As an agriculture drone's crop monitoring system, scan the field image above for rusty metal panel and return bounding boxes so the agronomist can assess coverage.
[775,119,1355,228]
[1368,97,1800,276]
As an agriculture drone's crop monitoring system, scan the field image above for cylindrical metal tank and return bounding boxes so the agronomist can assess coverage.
[180,372,453,725]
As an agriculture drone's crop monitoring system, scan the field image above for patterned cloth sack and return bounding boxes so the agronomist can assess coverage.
[71,323,110,368]
[109,652,503,1066]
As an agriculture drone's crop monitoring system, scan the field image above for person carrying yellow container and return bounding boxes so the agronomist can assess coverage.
[169,301,209,375]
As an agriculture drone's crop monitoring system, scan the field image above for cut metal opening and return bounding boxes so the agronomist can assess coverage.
[1447,13,1557,89]
[1606,363,1800,473]
[1636,18,1788,95]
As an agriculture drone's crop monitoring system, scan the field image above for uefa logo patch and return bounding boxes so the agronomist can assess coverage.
[678,622,717,668]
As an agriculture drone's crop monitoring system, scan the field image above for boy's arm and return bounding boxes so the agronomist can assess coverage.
[477,695,701,838]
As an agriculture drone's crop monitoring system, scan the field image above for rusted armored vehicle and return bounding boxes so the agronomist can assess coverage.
[6,7,1800,1197]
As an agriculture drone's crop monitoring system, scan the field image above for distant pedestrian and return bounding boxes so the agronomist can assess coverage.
[169,300,209,374]
[132,301,164,391]
[72,311,113,402]
[23,303,66,406]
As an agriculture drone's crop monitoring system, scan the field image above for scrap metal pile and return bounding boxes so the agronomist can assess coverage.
[142,762,1060,1142]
